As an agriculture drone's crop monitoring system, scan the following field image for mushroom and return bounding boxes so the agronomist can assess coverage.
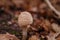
[18,11,33,40]
[0,33,19,40]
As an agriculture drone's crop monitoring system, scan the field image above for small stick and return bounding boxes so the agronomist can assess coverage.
[45,0,60,18]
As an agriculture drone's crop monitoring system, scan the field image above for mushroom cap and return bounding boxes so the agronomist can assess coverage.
[18,11,33,27]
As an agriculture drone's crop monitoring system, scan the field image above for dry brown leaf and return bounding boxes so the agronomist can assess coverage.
[28,35,40,40]
[0,33,19,40]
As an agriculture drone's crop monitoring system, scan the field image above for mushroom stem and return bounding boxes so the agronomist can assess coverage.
[22,28,27,40]
[22,25,30,40]
[45,0,60,18]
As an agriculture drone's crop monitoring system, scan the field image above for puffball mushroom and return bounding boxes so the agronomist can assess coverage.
[18,11,33,40]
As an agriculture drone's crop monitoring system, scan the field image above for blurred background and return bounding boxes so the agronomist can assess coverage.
[0,0,60,40]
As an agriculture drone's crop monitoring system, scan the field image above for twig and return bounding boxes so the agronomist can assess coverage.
[45,0,60,18]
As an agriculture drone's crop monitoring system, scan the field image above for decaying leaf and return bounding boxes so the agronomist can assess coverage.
[28,35,40,40]
[0,33,19,40]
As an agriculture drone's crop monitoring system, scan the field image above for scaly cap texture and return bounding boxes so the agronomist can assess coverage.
[18,11,33,27]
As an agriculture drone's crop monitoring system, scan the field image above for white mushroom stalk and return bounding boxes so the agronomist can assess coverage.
[45,0,60,18]
[18,11,33,40]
